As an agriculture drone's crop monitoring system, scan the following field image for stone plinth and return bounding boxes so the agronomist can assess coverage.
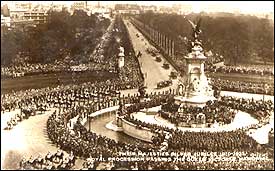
[176,36,215,107]
[174,95,215,107]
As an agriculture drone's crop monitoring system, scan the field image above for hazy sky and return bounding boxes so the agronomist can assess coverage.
[2,1,274,14]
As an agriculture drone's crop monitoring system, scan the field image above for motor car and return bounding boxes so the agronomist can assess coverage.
[157,80,172,89]
[170,71,178,79]
[163,63,170,69]
[156,57,162,62]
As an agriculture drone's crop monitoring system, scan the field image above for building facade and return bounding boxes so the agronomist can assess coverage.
[23,11,48,24]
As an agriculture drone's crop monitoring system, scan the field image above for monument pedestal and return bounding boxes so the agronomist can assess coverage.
[175,26,215,108]
[174,94,215,107]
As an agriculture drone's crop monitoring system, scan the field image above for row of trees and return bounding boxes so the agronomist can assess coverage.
[1,10,110,66]
[137,12,274,65]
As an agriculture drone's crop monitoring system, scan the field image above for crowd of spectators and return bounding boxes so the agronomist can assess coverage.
[161,99,236,126]
[210,79,274,95]
[120,95,273,151]
[168,129,258,151]
[2,79,271,170]
[115,16,144,89]
[206,65,274,76]
[218,96,273,121]
[88,17,117,72]
[160,96,272,126]
[1,62,68,78]
[205,52,224,67]
[45,93,273,170]
[1,78,145,114]
[46,106,159,158]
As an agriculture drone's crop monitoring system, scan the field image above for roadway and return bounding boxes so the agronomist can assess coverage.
[124,19,179,91]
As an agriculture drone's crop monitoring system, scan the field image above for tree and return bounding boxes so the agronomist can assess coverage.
[1,31,17,66]
[136,12,274,65]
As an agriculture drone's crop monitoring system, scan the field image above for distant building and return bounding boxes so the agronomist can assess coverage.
[92,7,111,18]
[14,2,32,10]
[140,5,157,13]
[114,4,141,15]
[158,6,173,14]
[10,19,36,32]
[1,14,11,27]
[23,10,48,25]
[71,1,87,11]
[10,9,28,20]
[173,4,193,15]
[49,4,64,12]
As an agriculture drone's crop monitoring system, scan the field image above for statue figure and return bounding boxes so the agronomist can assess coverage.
[187,18,202,41]
[138,86,146,98]
[189,80,195,92]
[184,17,202,53]
[178,84,184,95]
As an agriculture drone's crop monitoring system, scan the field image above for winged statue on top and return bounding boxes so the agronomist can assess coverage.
[187,18,202,40]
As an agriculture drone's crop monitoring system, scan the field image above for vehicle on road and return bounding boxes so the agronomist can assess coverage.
[146,47,159,57]
[163,63,170,69]
[170,71,178,79]
[157,80,172,89]
[156,57,162,62]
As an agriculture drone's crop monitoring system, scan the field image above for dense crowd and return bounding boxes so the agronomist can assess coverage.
[1,63,67,78]
[1,62,120,79]
[161,96,273,126]
[46,107,159,159]
[1,78,146,114]
[205,52,224,67]
[2,80,271,170]
[161,99,236,126]
[168,129,258,151]
[206,65,274,76]
[45,93,273,170]
[120,96,273,151]
[115,17,144,89]
[210,79,274,95]
[218,96,273,121]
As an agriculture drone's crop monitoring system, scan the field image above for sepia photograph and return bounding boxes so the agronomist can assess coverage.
[1,1,274,170]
